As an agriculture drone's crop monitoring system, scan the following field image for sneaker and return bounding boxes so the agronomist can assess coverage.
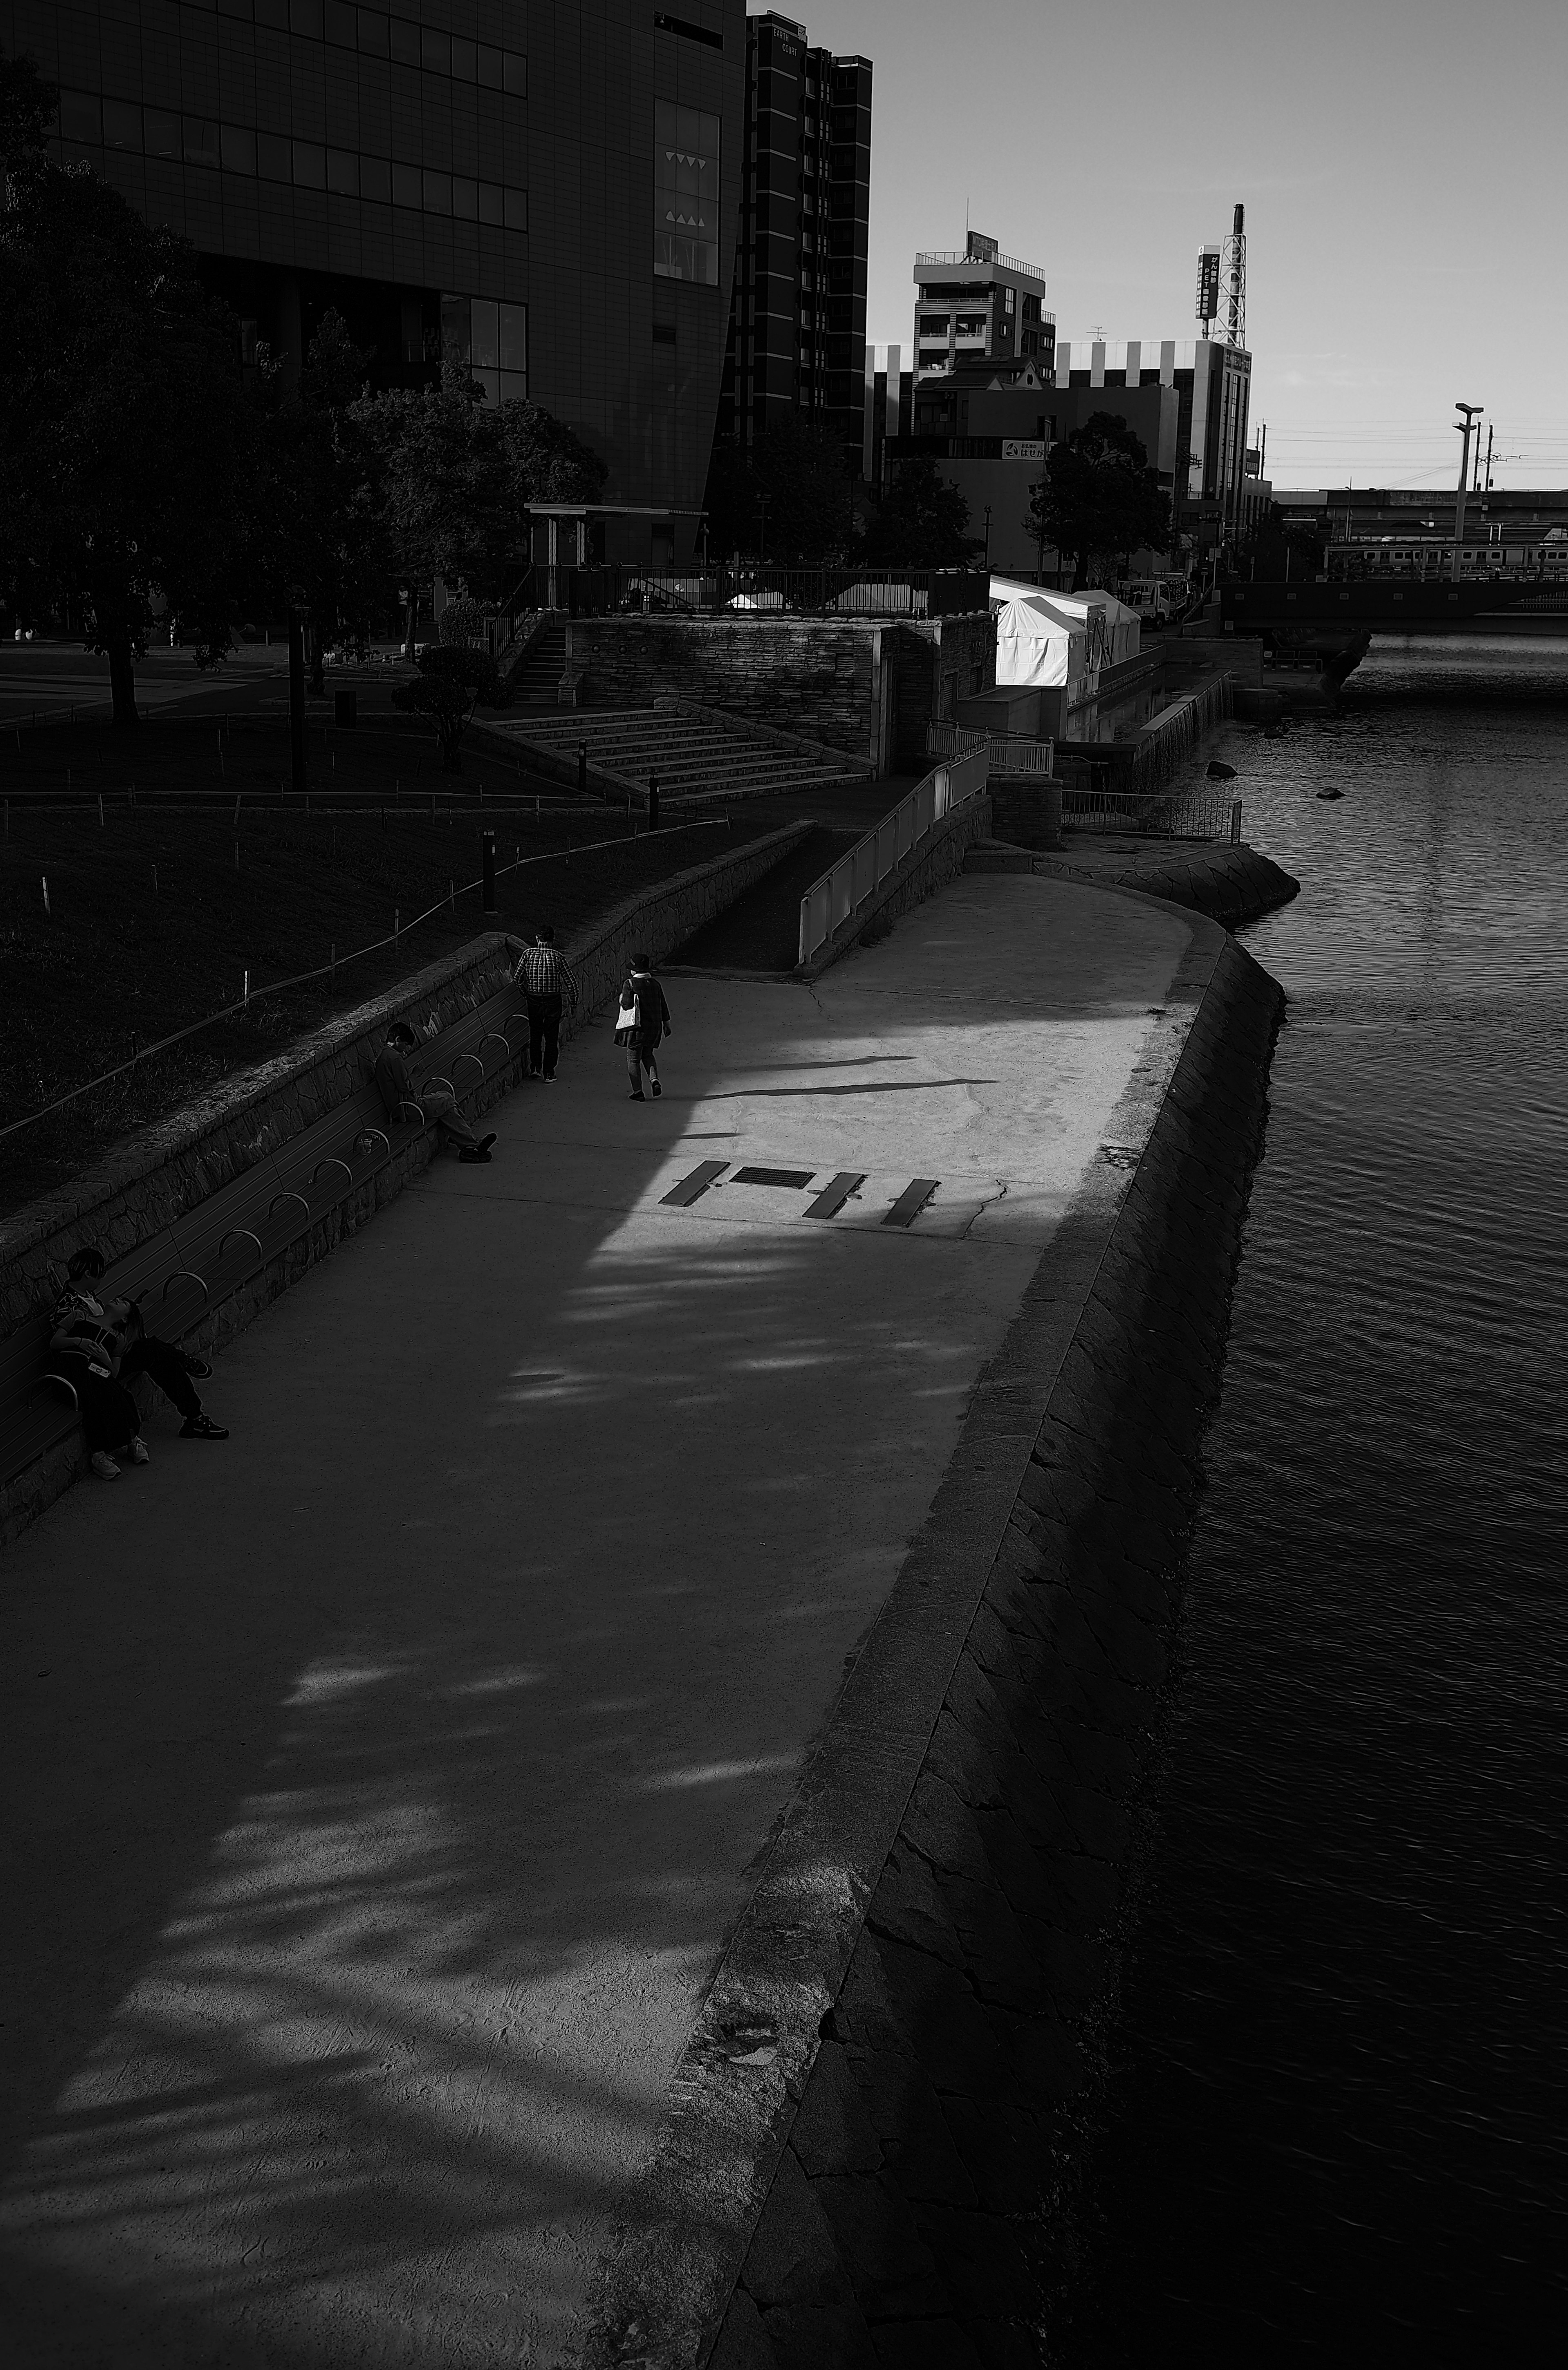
[184,1356,213,1380]
[90,1450,120,1480]
[127,1437,151,1466]
[459,1146,493,1164]
[629,1091,646,1101]
[478,1132,497,1152]
[651,1081,662,1098]
[180,1413,229,1441]
[543,1072,557,1083]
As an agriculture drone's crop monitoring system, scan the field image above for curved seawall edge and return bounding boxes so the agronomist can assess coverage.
[580,913,1286,2370]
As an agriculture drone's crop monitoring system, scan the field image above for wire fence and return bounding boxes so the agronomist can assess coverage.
[1060,786,1237,840]
[0,816,731,1148]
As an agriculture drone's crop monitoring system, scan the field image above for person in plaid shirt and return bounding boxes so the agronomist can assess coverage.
[512,926,579,1081]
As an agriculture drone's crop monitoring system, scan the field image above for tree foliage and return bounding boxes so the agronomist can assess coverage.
[707,414,856,564]
[1025,411,1171,591]
[1,53,256,720]
[391,639,504,771]
[254,310,387,675]
[1236,500,1324,579]
[859,459,973,568]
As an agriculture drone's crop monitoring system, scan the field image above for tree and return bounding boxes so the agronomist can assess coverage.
[391,638,504,771]
[1025,411,1170,592]
[253,310,389,688]
[706,412,855,564]
[1236,500,1324,580]
[1,53,256,722]
[859,459,973,568]
[352,370,608,642]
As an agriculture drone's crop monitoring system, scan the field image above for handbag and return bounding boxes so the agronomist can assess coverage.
[613,990,641,1046]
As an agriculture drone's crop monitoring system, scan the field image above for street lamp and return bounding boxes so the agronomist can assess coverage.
[983,504,992,571]
[756,492,770,570]
[1452,402,1482,584]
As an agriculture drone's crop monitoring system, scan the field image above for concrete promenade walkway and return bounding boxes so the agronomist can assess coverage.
[0,875,1195,2366]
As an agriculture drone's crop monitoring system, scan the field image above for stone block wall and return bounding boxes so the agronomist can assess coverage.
[581,922,1286,2370]
[891,613,998,771]
[561,611,997,780]
[565,618,884,764]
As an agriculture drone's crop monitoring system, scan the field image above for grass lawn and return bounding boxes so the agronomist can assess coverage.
[0,747,759,1216]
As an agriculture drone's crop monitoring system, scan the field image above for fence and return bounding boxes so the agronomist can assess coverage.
[927,720,1055,777]
[497,564,992,623]
[798,743,990,966]
[1061,786,1236,841]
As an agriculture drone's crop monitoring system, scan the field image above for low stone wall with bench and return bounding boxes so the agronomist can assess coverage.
[0,822,811,1547]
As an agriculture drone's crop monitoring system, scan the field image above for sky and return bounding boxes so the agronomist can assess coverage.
[790,0,1566,491]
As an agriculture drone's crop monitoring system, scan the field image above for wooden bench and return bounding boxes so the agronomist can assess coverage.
[0,978,529,1494]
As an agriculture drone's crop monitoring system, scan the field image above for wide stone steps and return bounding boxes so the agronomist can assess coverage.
[497,705,853,801]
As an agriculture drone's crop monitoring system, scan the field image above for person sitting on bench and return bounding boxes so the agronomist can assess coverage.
[49,1247,229,1480]
[373,1022,497,1163]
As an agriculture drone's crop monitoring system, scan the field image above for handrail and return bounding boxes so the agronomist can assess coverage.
[219,1228,265,1267]
[160,1269,210,1314]
[797,742,990,967]
[269,1191,311,1224]
[356,1127,391,1158]
[312,1158,353,1192]
[914,246,1050,289]
[929,720,1054,776]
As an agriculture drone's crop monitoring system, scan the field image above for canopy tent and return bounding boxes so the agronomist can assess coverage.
[993,590,1085,690]
[991,577,1142,672]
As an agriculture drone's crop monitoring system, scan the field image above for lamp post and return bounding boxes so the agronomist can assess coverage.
[756,492,770,570]
[1452,403,1482,583]
[983,504,992,572]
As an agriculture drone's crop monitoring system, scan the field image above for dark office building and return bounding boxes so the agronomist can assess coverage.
[713,10,871,473]
[5,0,746,563]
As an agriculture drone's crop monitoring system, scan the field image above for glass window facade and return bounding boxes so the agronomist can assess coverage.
[654,99,719,285]
[441,294,527,406]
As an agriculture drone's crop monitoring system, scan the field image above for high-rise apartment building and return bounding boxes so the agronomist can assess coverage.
[713,11,871,471]
[8,0,746,563]
[912,233,1054,384]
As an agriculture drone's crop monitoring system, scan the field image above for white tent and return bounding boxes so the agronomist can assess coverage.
[991,577,1142,672]
[993,589,1085,690]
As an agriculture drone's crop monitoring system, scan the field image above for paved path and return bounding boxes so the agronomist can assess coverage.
[0,875,1194,2366]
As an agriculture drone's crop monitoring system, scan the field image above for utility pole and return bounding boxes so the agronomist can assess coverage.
[1452,403,1482,583]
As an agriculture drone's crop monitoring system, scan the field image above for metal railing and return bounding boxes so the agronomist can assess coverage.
[798,743,990,966]
[927,721,1054,776]
[1060,786,1236,841]
[915,247,1050,290]
[498,565,993,621]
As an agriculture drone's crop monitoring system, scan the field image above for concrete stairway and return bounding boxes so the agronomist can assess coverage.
[504,617,568,704]
[494,705,860,804]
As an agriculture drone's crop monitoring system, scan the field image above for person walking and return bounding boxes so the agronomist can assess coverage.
[512,926,579,1082]
[616,949,672,1101]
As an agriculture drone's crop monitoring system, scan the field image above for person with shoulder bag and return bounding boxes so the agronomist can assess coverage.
[614,949,672,1101]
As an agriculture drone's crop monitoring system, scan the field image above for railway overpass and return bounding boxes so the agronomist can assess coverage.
[1221,579,1568,638]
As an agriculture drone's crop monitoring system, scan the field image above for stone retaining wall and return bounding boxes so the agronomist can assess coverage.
[0,823,811,1361]
[583,912,1285,2370]
[1032,841,1298,928]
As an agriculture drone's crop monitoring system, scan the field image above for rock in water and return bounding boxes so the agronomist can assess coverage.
[1207,760,1237,780]
[1316,786,1345,801]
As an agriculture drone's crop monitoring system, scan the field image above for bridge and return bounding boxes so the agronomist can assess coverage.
[1220,580,1568,639]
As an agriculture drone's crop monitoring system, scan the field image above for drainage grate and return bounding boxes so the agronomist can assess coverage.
[805,1172,865,1220]
[660,1160,728,1206]
[882,1178,940,1227]
[732,1166,815,1189]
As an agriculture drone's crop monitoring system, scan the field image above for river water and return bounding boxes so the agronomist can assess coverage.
[1062,637,1568,2357]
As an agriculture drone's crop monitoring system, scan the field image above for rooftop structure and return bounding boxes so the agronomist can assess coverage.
[912,231,1054,384]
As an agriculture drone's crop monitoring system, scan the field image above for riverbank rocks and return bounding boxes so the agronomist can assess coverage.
[583,922,1286,2370]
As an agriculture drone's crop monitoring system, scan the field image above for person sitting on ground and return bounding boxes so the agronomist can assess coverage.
[510,925,579,1082]
[617,949,672,1102]
[49,1247,229,1480]
[373,1022,497,1163]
